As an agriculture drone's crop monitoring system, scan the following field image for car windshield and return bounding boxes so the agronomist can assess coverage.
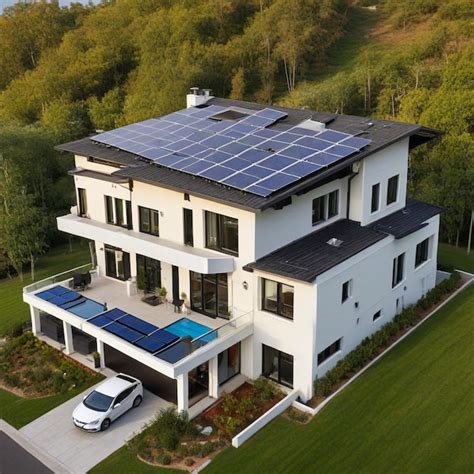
[83,390,113,412]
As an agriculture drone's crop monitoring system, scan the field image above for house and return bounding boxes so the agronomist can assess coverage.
[23,89,441,413]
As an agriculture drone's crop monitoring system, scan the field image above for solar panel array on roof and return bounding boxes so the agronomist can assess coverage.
[93,104,371,198]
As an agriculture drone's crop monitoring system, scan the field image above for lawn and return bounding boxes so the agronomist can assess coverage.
[0,240,91,336]
[438,243,474,274]
[206,284,474,474]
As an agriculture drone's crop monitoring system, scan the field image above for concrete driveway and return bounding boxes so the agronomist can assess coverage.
[20,380,170,474]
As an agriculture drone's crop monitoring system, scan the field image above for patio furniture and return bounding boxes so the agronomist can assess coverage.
[72,272,92,291]
[172,298,185,312]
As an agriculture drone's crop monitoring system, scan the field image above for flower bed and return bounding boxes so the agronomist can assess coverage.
[309,271,462,408]
[128,379,284,471]
[0,332,102,397]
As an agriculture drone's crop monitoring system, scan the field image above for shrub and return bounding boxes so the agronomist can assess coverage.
[252,378,276,401]
[156,453,172,465]
[185,458,195,466]
[150,408,195,451]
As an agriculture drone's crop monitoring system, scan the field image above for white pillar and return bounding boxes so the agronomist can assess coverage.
[63,321,74,355]
[97,339,105,368]
[177,373,189,412]
[209,356,219,399]
[30,306,41,336]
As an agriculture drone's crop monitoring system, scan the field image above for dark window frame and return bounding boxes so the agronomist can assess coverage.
[78,188,87,217]
[392,253,405,287]
[261,278,294,320]
[341,280,352,303]
[371,183,380,213]
[262,344,294,388]
[312,195,326,225]
[218,342,241,386]
[328,190,339,219]
[105,196,114,224]
[373,310,382,321]
[183,208,194,246]
[105,245,131,281]
[415,238,430,268]
[190,271,229,319]
[317,338,342,365]
[205,211,239,256]
[138,206,160,237]
[387,175,399,205]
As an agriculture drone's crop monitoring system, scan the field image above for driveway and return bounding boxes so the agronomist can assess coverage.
[20,379,170,474]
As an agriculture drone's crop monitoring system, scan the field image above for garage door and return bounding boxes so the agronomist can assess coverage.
[104,344,177,403]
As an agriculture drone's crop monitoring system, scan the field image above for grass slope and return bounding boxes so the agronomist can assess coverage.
[438,243,474,273]
[206,284,474,474]
[0,241,90,336]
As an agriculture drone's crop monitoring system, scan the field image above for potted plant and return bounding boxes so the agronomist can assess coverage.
[92,351,101,369]
[157,286,167,304]
[180,291,189,313]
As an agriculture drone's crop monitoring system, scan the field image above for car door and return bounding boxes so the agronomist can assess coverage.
[110,387,133,420]
[122,384,137,411]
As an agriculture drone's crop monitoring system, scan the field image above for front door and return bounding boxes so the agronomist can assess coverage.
[172,265,179,301]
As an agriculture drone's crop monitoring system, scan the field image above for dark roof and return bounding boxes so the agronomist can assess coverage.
[369,200,442,239]
[56,97,440,211]
[244,219,387,282]
[68,168,129,184]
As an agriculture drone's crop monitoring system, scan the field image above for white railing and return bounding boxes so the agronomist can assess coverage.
[23,264,94,294]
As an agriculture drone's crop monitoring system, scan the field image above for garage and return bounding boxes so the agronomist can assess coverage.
[104,344,177,403]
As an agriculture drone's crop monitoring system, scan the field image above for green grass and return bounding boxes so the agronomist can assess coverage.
[438,242,474,273]
[205,284,474,474]
[0,379,101,429]
[0,241,91,336]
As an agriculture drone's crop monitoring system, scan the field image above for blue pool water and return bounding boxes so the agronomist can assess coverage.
[164,318,214,341]
[68,299,106,319]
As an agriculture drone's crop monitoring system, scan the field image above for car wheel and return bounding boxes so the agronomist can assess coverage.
[133,395,143,408]
[100,418,111,431]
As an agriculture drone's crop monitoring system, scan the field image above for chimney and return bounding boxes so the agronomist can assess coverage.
[186,87,213,108]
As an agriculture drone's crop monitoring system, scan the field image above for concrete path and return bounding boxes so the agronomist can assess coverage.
[20,381,170,474]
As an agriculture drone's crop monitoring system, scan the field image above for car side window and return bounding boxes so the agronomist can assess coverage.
[115,386,134,404]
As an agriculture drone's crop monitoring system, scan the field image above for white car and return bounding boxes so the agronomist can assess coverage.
[72,373,143,432]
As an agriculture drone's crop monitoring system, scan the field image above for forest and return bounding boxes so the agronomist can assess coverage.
[0,0,472,278]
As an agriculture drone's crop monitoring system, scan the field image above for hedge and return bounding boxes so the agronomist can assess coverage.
[313,272,461,398]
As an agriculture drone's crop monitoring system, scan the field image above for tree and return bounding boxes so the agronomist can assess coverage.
[229,67,246,100]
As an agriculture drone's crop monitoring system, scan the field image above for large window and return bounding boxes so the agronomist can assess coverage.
[139,206,160,236]
[262,345,294,388]
[105,245,131,281]
[183,208,193,246]
[392,253,405,287]
[317,338,342,365]
[387,175,399,205]
[312,189,339,225]
[261,278,294,320]
[78,188,87,217]
[415,238,429,267]
[371,183,380,213]
[205,211,238,256]
[104,196,132,229]
[190,271,229,319]
[136,255,161,292]
[218,343,241,385]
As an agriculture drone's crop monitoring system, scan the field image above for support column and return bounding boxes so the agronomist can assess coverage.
[30,306,41,336]
[177,373,189,413]
[97,339,105,368]
[63,321,74,355]
[209,356,219,399]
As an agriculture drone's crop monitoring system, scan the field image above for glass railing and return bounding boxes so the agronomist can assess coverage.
[23,264,94,294]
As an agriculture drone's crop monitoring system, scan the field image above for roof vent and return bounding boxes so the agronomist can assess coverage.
[327,238,343,248]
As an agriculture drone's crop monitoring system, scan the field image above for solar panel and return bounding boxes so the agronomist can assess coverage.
[89,314,114,328]
[92,103,371,198]
[100,308,127,321]
[104,322,144,343]
[118,314,159,335]
[134,336,166,353]
[60,297,87,310]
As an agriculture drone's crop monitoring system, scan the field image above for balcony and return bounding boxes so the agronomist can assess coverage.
[23,266,253,378]
[57,214,234,275]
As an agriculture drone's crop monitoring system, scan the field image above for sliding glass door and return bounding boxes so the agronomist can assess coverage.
[136,255,161,292]
[190,271,228,319]
[105,245,131,281]
[262,344,294,388]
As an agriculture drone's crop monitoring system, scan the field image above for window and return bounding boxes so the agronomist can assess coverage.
[218,343,241,385]
[312,190,340,225]
[415,238,429,267]
[371,183,380,213]
[262,345,294,388]
[387,175,399,205]
[183,208,193,246]
[341,279,352,303]
[190,271,229,319]
[392,253,405,287]
[78,188,87,217]
[136,255,161,292]
[105,196,114,224]
[261,278,294,320]
[115,387,134,404]
[105,245,131,281]
[317,338,342,365]
[373,310,382,321]
[115,198,124,226]
[205,211,238,256]
[139,206,159,236]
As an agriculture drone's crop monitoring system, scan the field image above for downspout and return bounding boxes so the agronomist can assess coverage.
[346,168,359,220]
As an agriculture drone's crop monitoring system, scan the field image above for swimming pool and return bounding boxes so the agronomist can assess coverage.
[164,318,215,341]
